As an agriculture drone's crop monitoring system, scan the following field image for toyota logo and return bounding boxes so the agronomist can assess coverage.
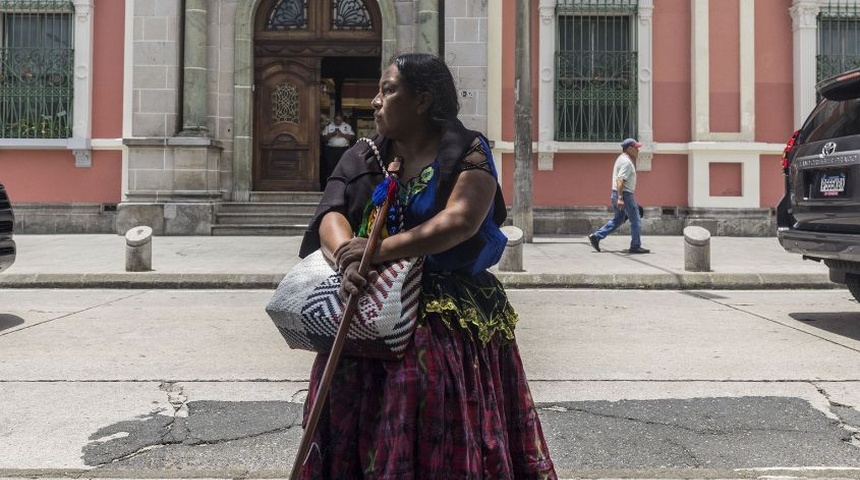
[822,142,837,156]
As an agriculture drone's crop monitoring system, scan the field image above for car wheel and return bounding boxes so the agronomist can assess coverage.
[846,274,860,303]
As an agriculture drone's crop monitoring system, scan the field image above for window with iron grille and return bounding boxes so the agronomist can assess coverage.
[0,0,74,139]
[817,1,860,82]
[555,0,638,142]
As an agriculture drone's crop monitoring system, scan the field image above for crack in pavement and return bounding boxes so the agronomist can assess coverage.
[83,397,305,467]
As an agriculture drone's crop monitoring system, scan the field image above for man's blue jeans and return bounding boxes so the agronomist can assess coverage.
[592,190,641,250]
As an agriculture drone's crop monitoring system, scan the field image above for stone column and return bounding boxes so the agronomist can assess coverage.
[417,0,439,55]
[179,0,209,136]
[537,0,556,171]
[690,0,710,142]
[71,0,94,167]
[636,0,654,171]
[790,0,821,128]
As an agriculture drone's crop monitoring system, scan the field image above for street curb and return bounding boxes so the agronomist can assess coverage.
[493,272,840,290]
[0,273,839,290]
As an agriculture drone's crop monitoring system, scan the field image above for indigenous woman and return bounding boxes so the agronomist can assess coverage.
[298,53,556,479]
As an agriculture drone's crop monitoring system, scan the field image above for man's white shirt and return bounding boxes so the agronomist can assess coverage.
[322,123,354,148]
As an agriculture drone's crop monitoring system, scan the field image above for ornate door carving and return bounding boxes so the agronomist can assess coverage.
[254,57,320,191]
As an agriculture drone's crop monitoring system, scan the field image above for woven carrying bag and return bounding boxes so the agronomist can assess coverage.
[266,250,424,360]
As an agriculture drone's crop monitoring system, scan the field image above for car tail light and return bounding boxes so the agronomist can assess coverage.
[782,130,800,172]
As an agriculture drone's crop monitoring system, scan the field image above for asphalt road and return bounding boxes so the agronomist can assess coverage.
[2,288,860,479]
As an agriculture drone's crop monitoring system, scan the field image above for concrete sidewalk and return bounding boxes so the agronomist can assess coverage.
[0,233,835,289]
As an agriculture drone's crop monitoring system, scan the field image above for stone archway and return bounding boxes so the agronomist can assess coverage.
[232,0,396,201]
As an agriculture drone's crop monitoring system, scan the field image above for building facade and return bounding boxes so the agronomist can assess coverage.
[1,0,858,236]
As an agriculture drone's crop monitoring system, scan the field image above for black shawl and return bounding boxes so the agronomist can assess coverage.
[298,119,506,258]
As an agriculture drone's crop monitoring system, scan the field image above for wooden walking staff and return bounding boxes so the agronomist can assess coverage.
[289,156,404,480]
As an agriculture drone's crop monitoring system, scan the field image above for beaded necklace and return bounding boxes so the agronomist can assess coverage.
[358,137,408,236]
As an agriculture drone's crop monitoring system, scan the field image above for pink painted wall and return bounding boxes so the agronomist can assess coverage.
[760,154,784,207]
[500,0,540,142]
[0,0,124,203]
[652,0,691,143]
[500,153,616,207]
[755,0,794,141]
[755,1,793,207]
[500,152,689,209]
[709,0,741,133]
[92,0,125,139]
[709,163,742,196]
[636,155,688,207]
[1,150,122,203]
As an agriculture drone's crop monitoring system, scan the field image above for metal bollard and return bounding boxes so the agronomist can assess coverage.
[125,226,153,272]
[683,225,711,272]
[498,225,524,272]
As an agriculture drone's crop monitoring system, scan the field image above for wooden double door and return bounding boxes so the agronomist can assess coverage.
[251,0,382,192]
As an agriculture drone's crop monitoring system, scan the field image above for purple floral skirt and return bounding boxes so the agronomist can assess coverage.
[298,271,556,479]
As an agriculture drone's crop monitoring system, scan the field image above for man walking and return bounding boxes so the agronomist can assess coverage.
[588,138,650,254]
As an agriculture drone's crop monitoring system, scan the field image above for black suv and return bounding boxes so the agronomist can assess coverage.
[777,68,860,300]
[0,184,15,272]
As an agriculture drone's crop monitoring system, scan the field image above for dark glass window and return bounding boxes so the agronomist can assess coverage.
[267,0,308,30]
[801,97,860,143]
[332,0,372,30]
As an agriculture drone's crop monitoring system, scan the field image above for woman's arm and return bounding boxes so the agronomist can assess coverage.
[318,211,354,263]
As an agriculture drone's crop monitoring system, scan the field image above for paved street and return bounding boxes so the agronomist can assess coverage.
[2,288,860,478]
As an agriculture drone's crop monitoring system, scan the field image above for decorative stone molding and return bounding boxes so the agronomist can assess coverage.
[537,141,557,171]
[73,149,92,168]
[789,2,819,30]
[539,3,554,24]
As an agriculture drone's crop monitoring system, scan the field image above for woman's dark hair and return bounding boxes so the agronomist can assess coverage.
[391,53,459,127]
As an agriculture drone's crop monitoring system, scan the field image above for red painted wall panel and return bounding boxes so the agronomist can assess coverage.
[709,162,743,196]
[709,0,741,133]
[1,150,122,203]
[501,152,689,208]
[652,0,692,143]
[92,0,125,139]
[755,0,794,141]
[636,155,689,208]
[760,154,784,207]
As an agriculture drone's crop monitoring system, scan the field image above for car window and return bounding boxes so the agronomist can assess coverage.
[801,97,860,143]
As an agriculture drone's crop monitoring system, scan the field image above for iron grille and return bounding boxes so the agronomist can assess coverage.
[0,0,74,139]
[555,2,638,142]
[557,0,638,15]
[817,1,860,81]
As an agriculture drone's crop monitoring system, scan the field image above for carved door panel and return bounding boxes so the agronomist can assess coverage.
[254,57,320,191]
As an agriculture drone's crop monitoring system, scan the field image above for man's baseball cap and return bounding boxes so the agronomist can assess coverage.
[621,138,643,149]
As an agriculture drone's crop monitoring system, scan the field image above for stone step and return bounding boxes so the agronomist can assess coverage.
[248,192,324,203]
[218,202,319,215]
[210,224,308,236]
[215,212,314,225]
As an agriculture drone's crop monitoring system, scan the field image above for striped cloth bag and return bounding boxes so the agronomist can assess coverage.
[266,250,424,360]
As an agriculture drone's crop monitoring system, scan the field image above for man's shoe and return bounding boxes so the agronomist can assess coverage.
[588,234,601,252]
[627,247,650,254]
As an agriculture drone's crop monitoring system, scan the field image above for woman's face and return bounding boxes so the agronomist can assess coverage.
[371,64,423,139]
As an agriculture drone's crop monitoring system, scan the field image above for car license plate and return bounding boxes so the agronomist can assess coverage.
[820,172,846,196]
